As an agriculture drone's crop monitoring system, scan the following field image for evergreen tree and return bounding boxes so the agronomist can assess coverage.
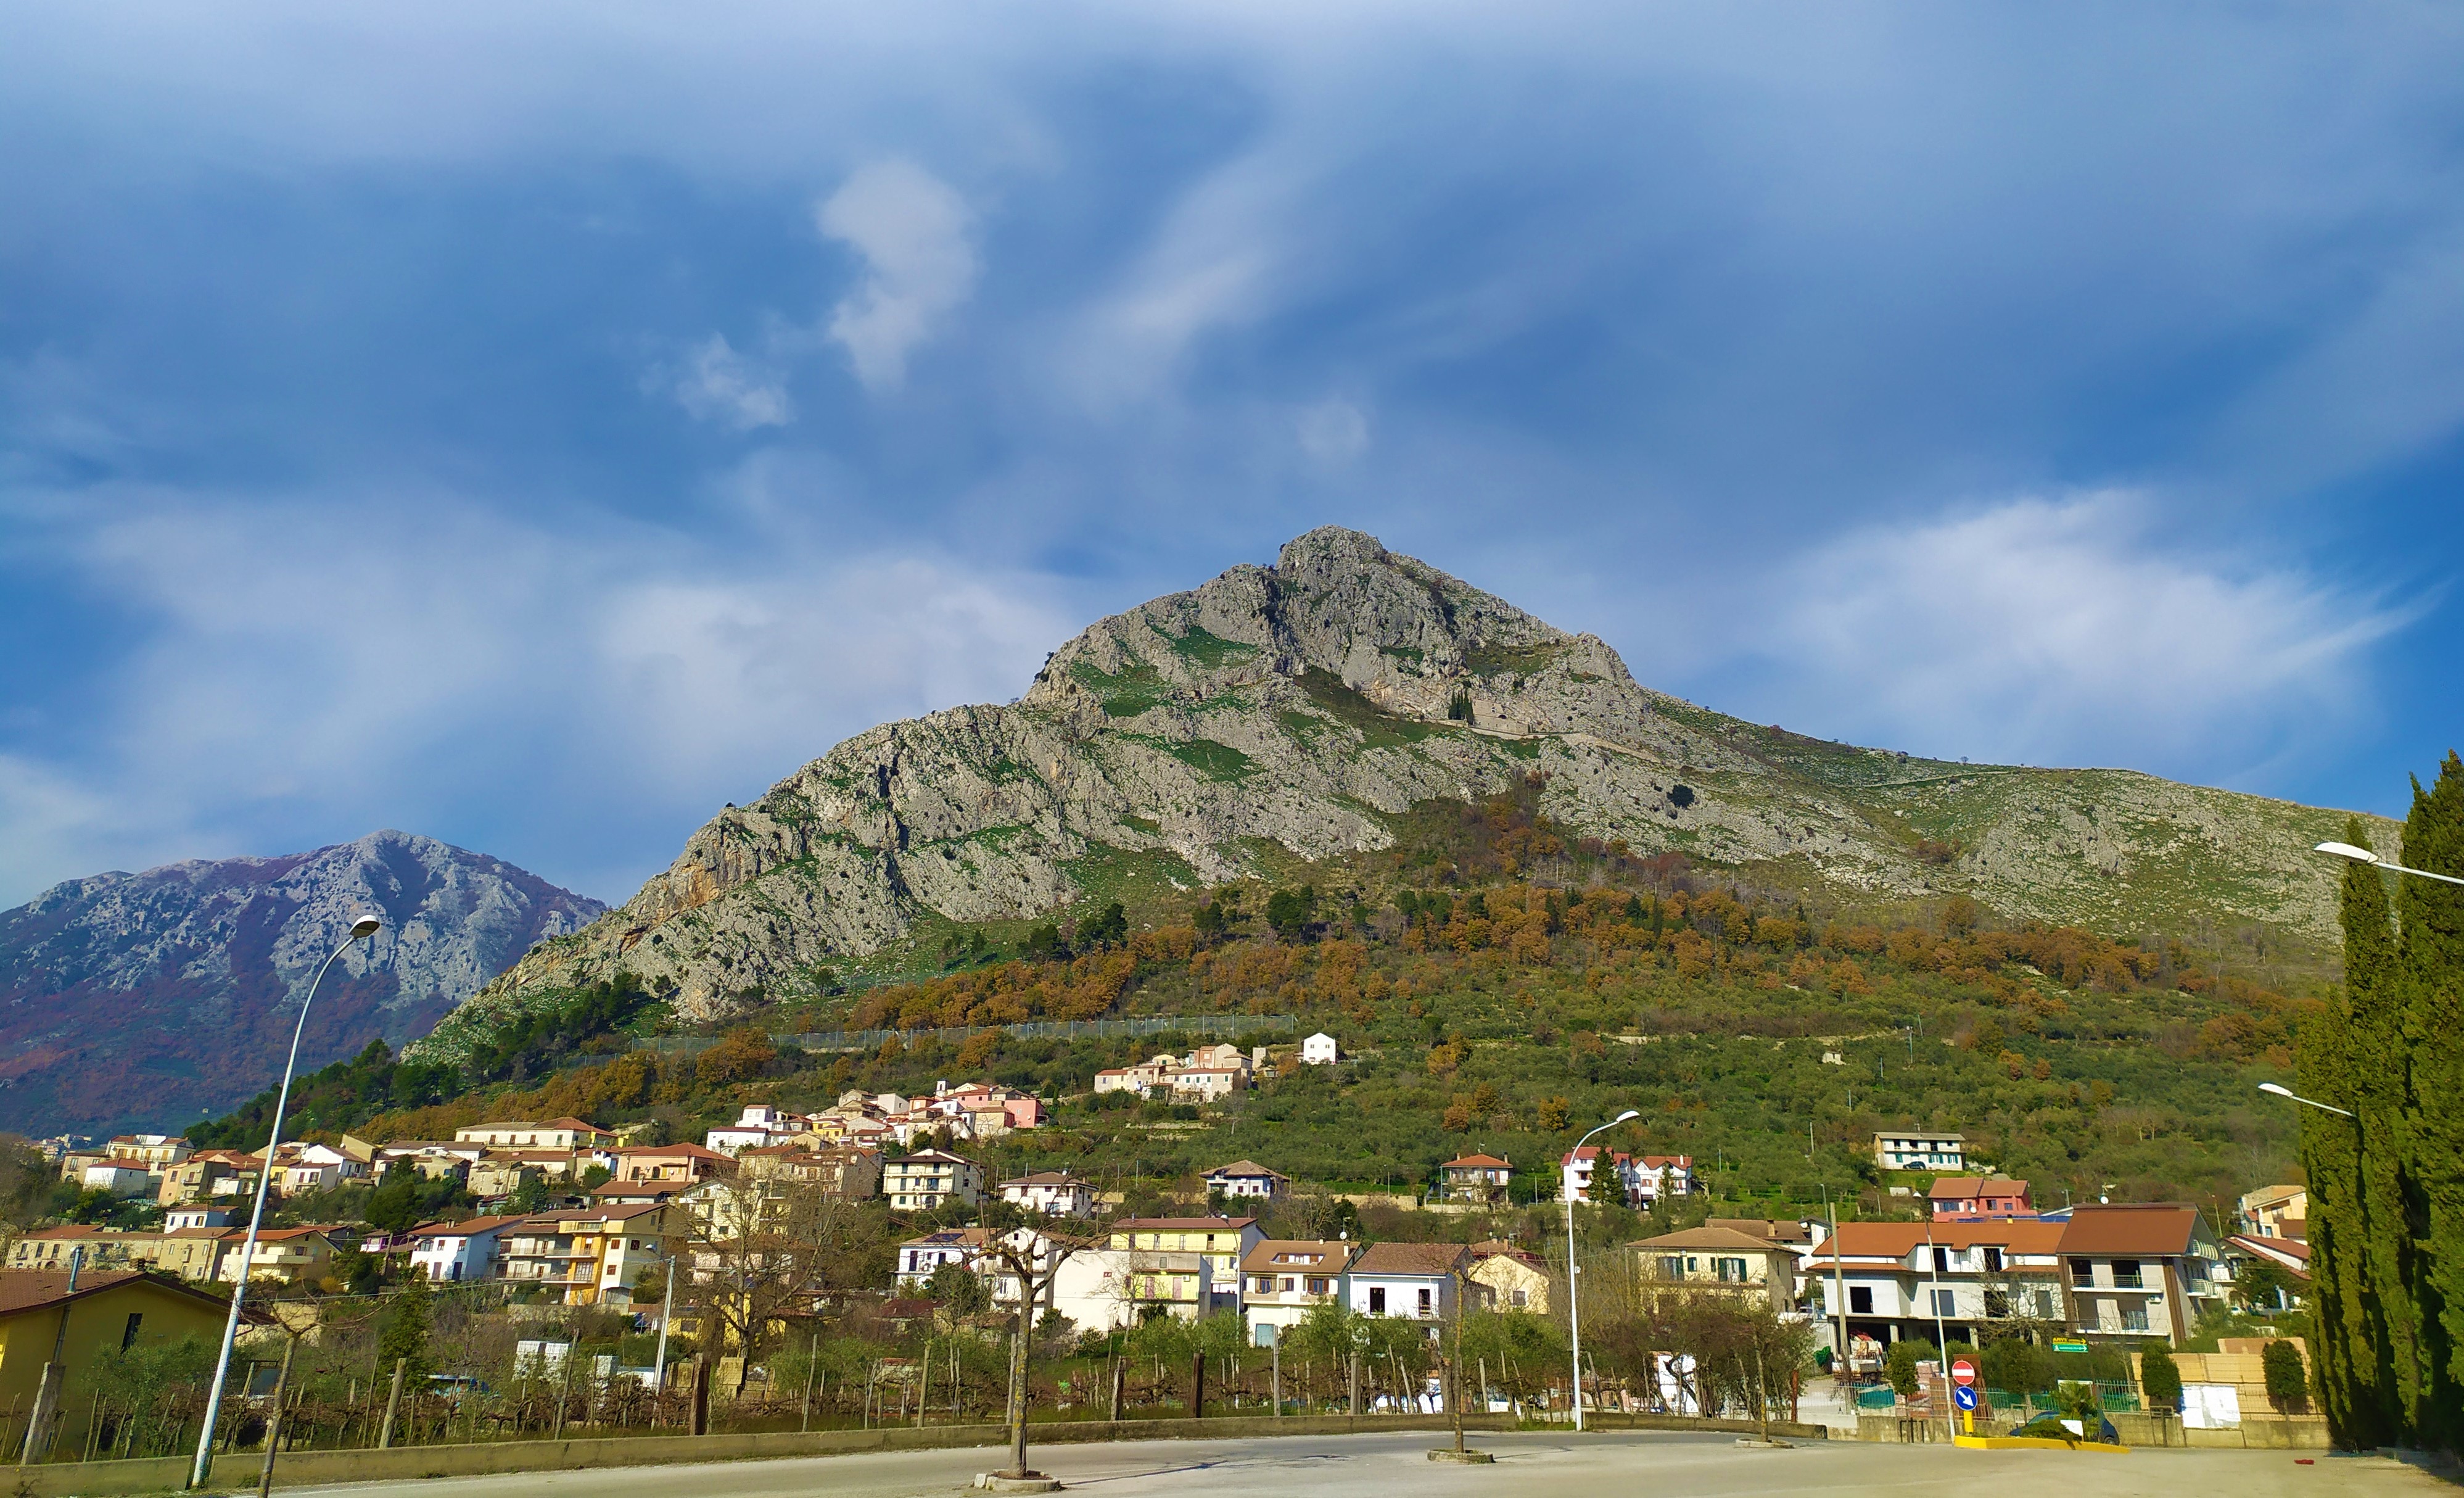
[2396,755,2464,1449]
[2305,817,2389,1447]
[2339,813,2424,1443]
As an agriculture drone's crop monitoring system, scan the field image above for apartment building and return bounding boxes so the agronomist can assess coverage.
[407,1215,527,1283]
[2056,1204,2227,1344]
[1438,1154,1514,1206]
[1106,1217,1260,1311]
[883,1149,984,1210]
[497,1204,669,1306]
[1819,1219,2069,1350]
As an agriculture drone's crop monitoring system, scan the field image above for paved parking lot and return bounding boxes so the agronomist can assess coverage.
[289,1428,2453,1498]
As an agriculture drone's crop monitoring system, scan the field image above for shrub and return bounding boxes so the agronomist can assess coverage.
[2262,1339,2308,1411]
[2138,1341,2182,1410]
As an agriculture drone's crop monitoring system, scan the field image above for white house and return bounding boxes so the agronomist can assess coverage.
[1559,1145,1637,1207]
[1346,1241,1469,1327]
[1000,1172,1097,1218]
[1050,1245,1213,1329]
[1872,1132,1966,1173]
[163,1206,233,1231]
[81,1163,154,1198]
[407,1214,527,1283]
[706,1103,812,1157]
[896,1227,994,1291]
[1631,1155,1697,1202]
[1300,1033,1340,1066]
[1203,1161,1289,1202]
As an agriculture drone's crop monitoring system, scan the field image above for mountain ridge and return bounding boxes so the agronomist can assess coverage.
[0,829,604,1133]
[434,527,2389,1052]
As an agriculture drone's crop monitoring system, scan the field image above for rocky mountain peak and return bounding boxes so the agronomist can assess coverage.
[444,528,2383,1042]
[0,830,603,1132]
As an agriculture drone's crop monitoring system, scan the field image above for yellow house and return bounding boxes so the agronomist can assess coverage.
[1627,1226,1797,1314]
[0,1269,234,1454]
[1468,1243,1551,1314]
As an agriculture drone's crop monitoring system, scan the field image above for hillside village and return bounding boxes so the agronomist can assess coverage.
[10,1015,2321,1449]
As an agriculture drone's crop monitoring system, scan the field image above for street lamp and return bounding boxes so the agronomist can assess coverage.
[2313,842,2464,888]
[2257,1082,2354,1119]
[189,912,381,1490]
[1565,1109,1640,1434]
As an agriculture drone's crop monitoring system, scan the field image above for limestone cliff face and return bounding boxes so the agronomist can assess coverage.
[0,830,602,1132]
[431,527,2388,1047]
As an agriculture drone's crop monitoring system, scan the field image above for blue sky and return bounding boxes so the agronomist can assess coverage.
[3,2,2460,908]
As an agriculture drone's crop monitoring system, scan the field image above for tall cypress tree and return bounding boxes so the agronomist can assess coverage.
[2396,755,2464,1450]
[2338,813,2421,1443]
[2310,817,2398,1445]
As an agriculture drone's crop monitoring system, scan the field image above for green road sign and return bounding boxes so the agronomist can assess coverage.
[2052,1339,2090,1354]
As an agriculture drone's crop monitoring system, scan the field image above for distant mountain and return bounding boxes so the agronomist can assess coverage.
[0,830,604,1135]
[437,526,2389,1053]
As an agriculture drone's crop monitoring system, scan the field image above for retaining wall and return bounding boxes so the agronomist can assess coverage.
[6,1408,1810,1497]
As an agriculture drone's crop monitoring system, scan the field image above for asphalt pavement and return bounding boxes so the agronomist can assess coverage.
[282,1428,2451,1498]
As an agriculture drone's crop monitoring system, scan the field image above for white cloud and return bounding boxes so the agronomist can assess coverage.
[816,160,978,391]
[0,485,1071,904]
[1723,493,2415,775]
[666,334,792,429]
[1297,397,1370,464]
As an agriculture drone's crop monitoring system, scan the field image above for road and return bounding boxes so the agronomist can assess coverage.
[282,1428,2450,1498]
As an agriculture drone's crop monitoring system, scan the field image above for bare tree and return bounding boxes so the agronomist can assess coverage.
[682,1176,878,1395]
[981,1225,1095,1479]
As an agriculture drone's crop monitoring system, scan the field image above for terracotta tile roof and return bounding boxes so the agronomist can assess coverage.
[1630,1226,1790,1253]
[1350,1241,1470,1277]
[1443,1154,1512,1169]
[1824,1220,2068,1257]
[1110,1217,1258,1231]
[1205,1161,1287,1178]
[1240,1240,1354,1275]
[2055,1204,2202,1256]
[406,1215,529,1238]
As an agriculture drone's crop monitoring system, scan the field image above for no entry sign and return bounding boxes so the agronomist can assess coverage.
[1950,1359,1977,1387]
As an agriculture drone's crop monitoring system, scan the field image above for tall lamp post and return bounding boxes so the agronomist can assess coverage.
[2257,1082,2354,1119]
[189,912,381,1490]
[2313,841,2464,888]
[1564,1109,1639,1433]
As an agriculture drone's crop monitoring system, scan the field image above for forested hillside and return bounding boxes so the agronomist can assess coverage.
[218,777,2313,1224]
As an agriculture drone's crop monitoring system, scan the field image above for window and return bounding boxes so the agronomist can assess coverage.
[2122,1306,2149,1333]
[1932,1246,1951,1273]
[2069,1257,2095,1287]
[1985,1290,2009,1318]
[1928,1289,1955,1316]
[1307,1277,1328,1295]
[2114,1260,2144,1289]
[1281,1277,1296,1293]
[120,1313,142,1351]
[1417,1288,1433,1315]
[1511,1289,1528,1307]
[1984,1247,2004,1273]
[1716,1257,1747,1283]
[1658,1257,1684,1280]
[1369,1286,1386,1314]
[1849,1286,1874,1315]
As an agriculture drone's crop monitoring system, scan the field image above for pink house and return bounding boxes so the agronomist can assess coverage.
[1929,1176,2032,1219]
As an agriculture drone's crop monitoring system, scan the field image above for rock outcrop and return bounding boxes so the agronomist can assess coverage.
[440,527,2389,1045]
[0,830,602,1132]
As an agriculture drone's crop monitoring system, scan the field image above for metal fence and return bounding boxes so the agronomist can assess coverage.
[640,1011,1298,1059]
